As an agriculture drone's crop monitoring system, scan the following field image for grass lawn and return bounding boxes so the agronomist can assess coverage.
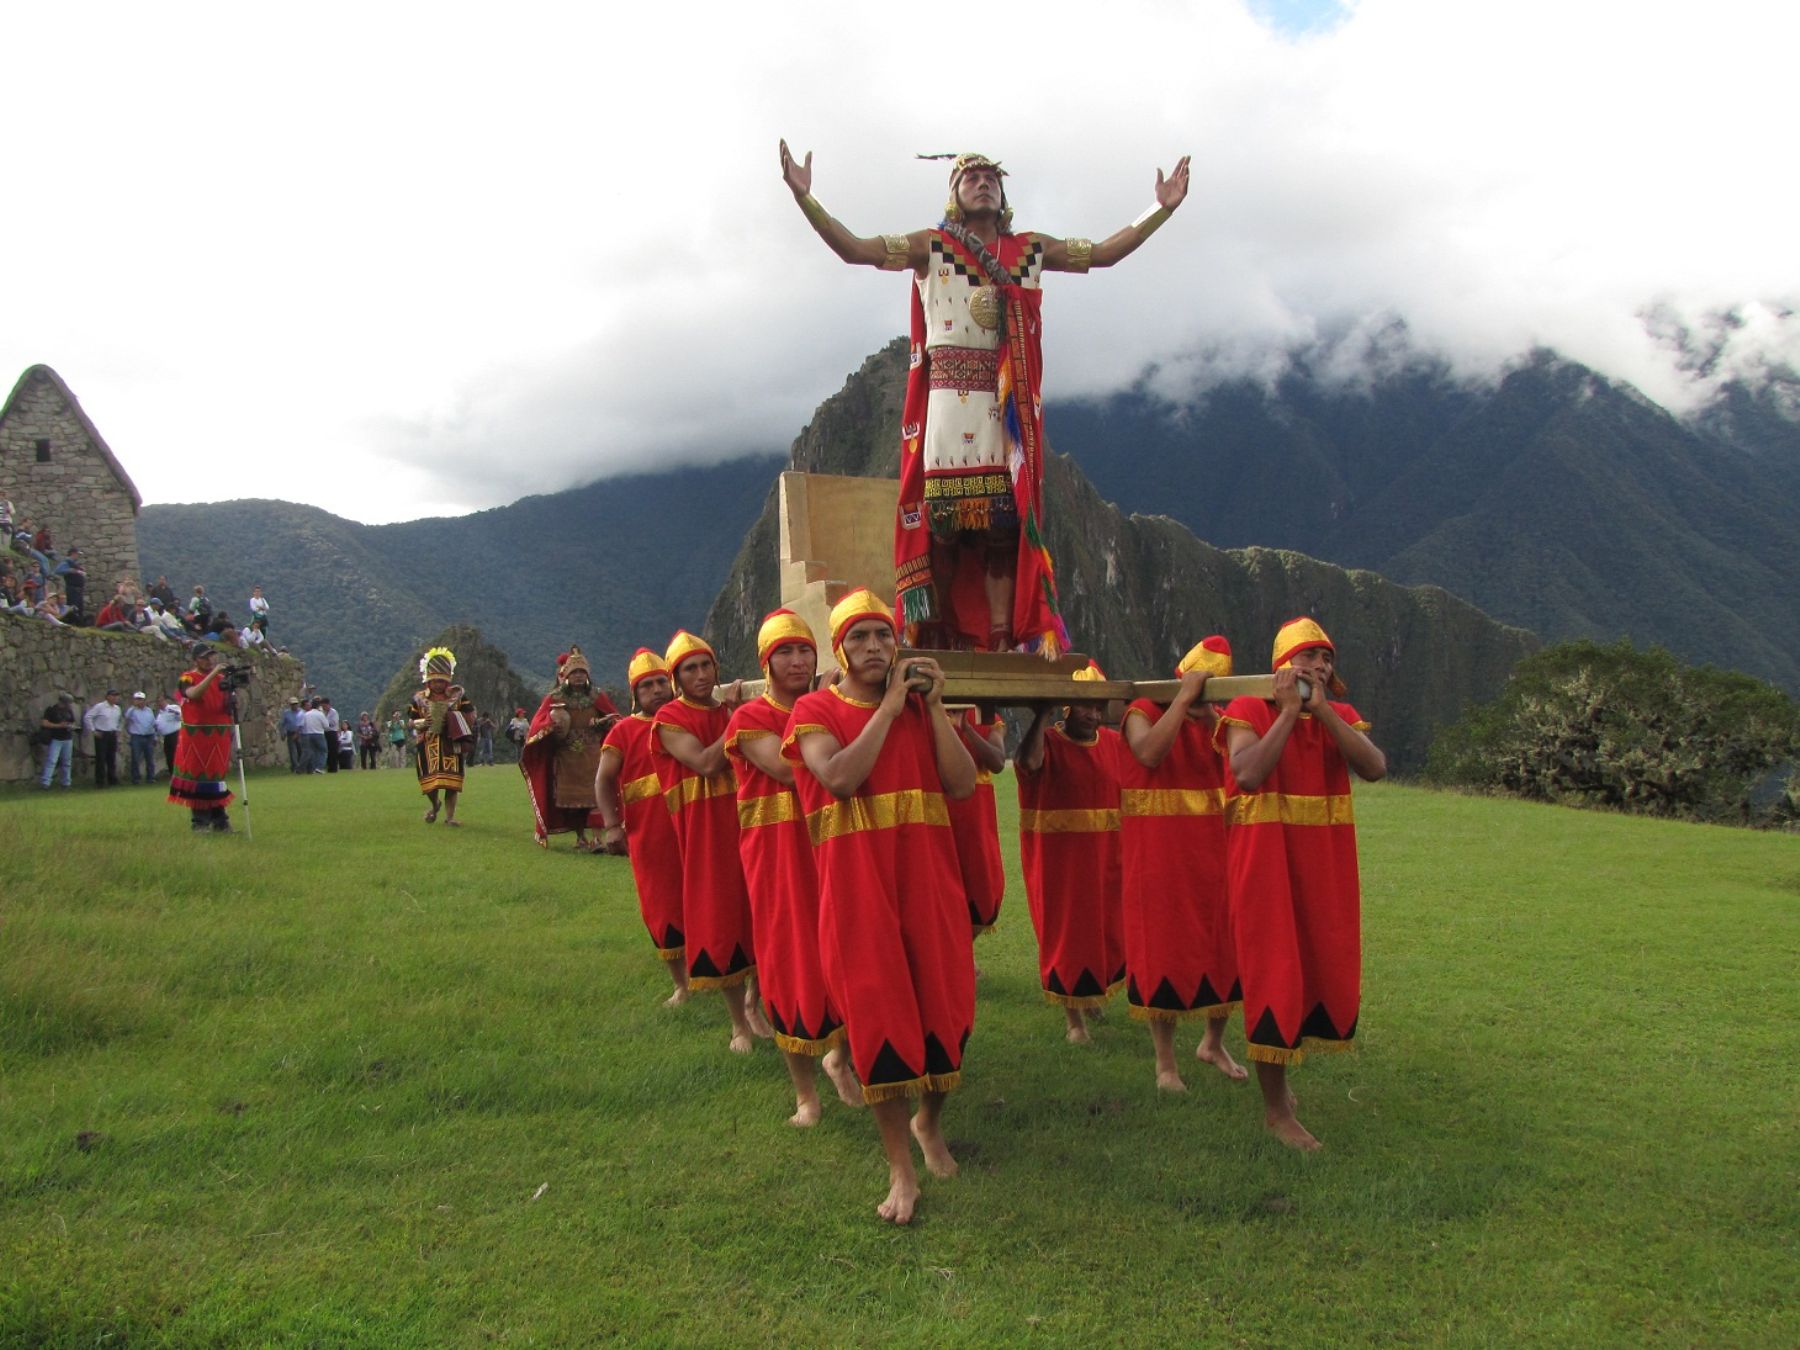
[1,765,1795,1345]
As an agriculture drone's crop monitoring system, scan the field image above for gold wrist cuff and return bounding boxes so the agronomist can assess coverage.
[1064,237,1093,272]
[799,192,832,231]
[1132,204,1172,240]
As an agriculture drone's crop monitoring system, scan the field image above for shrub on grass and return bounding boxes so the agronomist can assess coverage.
[1425,639,1798,825]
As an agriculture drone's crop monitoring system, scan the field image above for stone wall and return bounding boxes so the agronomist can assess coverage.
[0,367,141,600]
[0,613,305,782]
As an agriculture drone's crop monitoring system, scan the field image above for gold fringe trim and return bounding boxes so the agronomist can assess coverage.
[971,921,997,938]
[1243,1036,1356,1067]
[1042,988,1113,1010]
[860,1070,962,1105]
[1127,999,1242,1025]
[774,1026,847,1057]
[687,966,753,992]
[653,945,685,962]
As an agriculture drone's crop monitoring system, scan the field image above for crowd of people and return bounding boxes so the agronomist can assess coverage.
[574,596,1385,1225]
[274,698,497,777]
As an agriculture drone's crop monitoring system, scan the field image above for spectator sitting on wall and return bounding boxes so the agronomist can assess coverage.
[183,585,212,635]
[148,576,177,608]
[1,568,29,614]
[94,595,132,631]
[243,616,269,649]
[35,589,69,625]
[143,598,188,644]
[53,547,86,618]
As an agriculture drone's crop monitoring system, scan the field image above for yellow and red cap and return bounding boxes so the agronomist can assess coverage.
[1070,659,1107,683]
[664,630,715,676]
[829,589,897,667]
[627,647,670,691]
[1271,617,1347,695]
[1177,635,1233,680]
[756,608,817,672]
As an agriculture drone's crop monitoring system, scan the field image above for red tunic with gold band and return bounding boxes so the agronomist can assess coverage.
[783,686,975,1104]
[651,695,754,989]
[725,694,842,1055]
[1214,696,1368,1066]
[599,713,684,961]
[948,707,1006,935]
[1115,698,1240,1023]
[1015,724,1124,1008]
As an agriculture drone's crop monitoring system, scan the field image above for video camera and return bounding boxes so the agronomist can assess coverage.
[218,663,254,692]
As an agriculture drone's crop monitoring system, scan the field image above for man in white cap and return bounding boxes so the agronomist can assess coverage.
[124,691,160,785]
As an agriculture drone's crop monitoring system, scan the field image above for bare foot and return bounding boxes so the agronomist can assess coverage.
[1066,1023,1092,1045]
[910,1116,960,1178]
[972,960,985,979]
[663,987,690,1008]
[443,818,462,828]
[746,1003,775,1039]
[877,1176,920,1225]
[1156,1070,1188,1093]
[423,807,438,824]
[788,1097,823,1128]
[729,1031,754,1055]
[823,1048,864,1109]
[1195,1041,1248,1081]
[1265,1112,1323,1152]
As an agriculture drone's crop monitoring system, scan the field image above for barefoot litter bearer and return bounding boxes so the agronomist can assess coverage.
[1014,660,1125,1045]
[595,648,688,1005]
[725,609,862,1127]
[783,590,976,1225]
[1119,636,1249,1093]
[652,630,770,1054]
[1217,617,1386,1151]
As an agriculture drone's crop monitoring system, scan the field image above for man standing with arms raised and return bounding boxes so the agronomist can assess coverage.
[783,591,977,1225]
[780,141,1189,653]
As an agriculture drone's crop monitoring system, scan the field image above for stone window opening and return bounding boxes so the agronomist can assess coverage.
[34,438,51,463]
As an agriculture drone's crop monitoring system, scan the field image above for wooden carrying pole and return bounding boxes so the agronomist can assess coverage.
[735,651,1304,709]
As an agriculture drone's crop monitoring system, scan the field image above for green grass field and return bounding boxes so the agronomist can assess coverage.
[2,766,1795,1346]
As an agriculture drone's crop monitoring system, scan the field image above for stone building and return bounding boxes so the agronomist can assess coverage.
[0,365,143,597]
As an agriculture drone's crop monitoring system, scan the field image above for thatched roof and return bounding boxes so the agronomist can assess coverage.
[1,365,143,512]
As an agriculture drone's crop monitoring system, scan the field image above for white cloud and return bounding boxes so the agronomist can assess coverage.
[1,1,1792,522]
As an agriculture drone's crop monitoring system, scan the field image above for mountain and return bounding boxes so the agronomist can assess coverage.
[704,341,1538,771]
[1044,349,1800,686]
[140,457,781,720]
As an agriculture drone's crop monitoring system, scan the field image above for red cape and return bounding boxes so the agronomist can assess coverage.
[519,689,619,844]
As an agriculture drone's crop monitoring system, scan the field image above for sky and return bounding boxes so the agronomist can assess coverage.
[4,0,1794,524]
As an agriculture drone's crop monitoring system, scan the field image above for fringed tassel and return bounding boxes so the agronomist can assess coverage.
[860,1070,963,1105]
[774,1026,847,1057]
[900,584,936,628]
[687,966,754,992]
[1127,999,1243,1024]
[1043,989,1112,1011]
[653,945,685,963]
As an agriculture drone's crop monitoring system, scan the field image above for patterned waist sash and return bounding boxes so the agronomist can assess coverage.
[927,346,1000,395]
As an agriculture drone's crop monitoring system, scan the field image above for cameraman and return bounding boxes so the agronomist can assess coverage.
[166,646,237,833]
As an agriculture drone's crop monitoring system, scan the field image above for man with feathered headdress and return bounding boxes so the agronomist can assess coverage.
[780,140,1190,655]
[520,645,621,850]
[408,646,476,826]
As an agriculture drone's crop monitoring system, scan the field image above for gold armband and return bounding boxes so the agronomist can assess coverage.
[879,234,911,270]
[798,192,833,232]
[1132,204,1172,241]
[1064,237,1093,272]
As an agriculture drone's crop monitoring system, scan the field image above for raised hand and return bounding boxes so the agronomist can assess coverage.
[1154,155,1192,212]
[779,139,813,197]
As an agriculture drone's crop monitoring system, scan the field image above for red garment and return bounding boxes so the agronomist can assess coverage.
[894,229,1064,653]
[520,689,620,844]
[783,687,975,1103]
[949,708,1006,934]
[1116,699,1238,1022]
[726,695,841,1054]
[1215,697,1368,1065]
[651,695,754,989]
[94,600,127,628]
[1016,725,1123,1007]
[166,667,234,809]
[600,714,684,960]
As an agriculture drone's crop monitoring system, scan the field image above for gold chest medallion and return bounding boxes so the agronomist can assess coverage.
[967,286,1001,331]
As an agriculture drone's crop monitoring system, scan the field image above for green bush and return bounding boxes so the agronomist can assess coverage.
[1425,639,1798,825]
